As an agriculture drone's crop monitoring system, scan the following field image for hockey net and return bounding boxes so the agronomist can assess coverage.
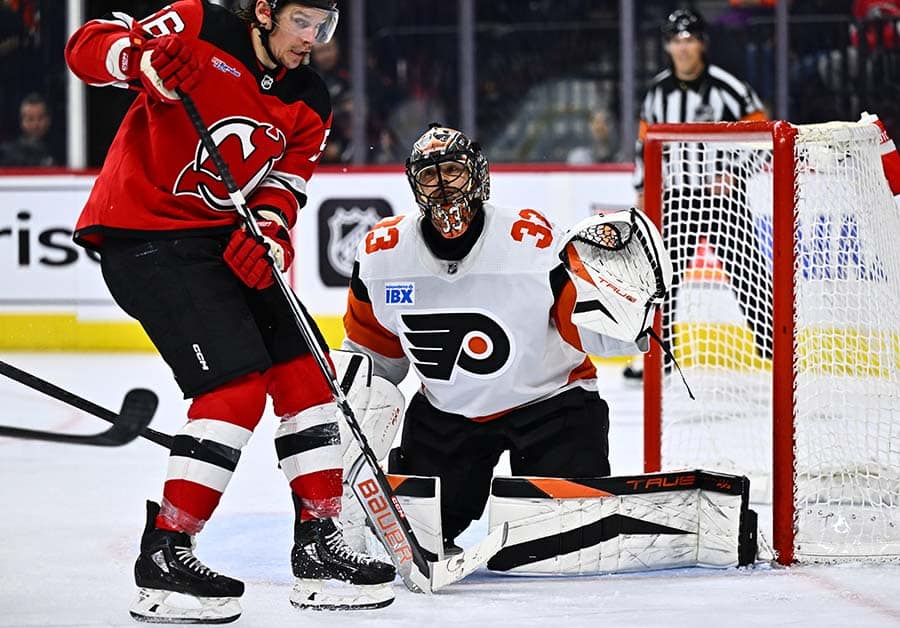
[642,120,900,564]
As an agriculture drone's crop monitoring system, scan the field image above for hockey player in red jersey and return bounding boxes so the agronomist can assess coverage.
[65,0,393,621]
[342,125,650,557]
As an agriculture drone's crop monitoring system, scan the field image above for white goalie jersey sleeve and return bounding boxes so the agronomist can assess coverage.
[343,205,642,418]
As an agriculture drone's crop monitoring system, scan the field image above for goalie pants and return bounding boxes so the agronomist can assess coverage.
[100,233,329,397]
[389,386,610,543]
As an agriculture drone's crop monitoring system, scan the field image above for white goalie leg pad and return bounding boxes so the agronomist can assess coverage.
[334,358,404,552]
[387,475,444,560]
[342,474,443,557]
[330,349,374,418]
[340,489,370,553]
[560,208,673,342]
[290,580,394,611]
[487,470,757,575]
[330,349,404,466]
[340,376,404,468]
[130,588,242,624]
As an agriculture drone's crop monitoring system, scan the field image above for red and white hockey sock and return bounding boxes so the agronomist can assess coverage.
[860,111,900,195]
[269,355,343,522]
[157,371,269,534]
[275,403,343,521]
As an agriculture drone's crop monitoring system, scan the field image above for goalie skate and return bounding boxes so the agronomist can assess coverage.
[290,518,395,611]
[129,501,243,624]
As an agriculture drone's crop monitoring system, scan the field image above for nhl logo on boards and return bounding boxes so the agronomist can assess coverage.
[327,206,385,276]
[261,74,274,90]
[385,283,414,305]
[317,199,393,286]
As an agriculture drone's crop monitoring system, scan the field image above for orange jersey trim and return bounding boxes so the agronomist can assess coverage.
[567,355,597,385]
[343,291,405,359]
[551,276,586,352]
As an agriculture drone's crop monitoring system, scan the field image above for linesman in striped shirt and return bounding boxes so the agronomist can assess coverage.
[625,7,771,380]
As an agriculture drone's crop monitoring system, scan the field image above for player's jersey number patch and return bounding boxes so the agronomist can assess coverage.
[511,209,553,249]
[365,216,404,253]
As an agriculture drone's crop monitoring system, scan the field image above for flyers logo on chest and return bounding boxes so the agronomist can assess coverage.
[174,117,286,211]
[400,310,515,382]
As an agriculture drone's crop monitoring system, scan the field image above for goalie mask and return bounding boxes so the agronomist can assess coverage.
[406,125,490,239]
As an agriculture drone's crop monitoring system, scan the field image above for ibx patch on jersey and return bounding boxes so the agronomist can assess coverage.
[385,283,414,305]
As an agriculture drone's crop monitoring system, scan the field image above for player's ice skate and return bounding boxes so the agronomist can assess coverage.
[129,501,244,624]
[290,517,395,611]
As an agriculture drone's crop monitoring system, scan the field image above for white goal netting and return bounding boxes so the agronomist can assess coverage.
[652,122,900,562]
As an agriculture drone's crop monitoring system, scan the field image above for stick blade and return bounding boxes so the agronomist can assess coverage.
[429,522,509,591]
[99,388,158,445]
[0,388,158,447]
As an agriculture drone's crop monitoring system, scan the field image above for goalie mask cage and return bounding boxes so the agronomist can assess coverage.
[642,120,900,565]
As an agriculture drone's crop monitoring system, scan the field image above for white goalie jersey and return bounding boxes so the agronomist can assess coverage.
[342,203,642,419]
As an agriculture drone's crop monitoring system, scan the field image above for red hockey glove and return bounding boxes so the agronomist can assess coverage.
[121,27,202,103]
[224,208,295,290]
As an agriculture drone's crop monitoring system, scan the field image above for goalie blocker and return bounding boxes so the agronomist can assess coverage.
[486,470,757,575]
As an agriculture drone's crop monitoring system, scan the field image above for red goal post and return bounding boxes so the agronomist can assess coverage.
[641,120,900,565]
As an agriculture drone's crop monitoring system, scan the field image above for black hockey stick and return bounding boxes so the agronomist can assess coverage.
[0,360,170,448]
[178,91,450,593]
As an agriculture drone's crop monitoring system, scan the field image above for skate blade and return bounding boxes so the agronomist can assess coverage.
[130,588,241,624]
[290,579,394,611]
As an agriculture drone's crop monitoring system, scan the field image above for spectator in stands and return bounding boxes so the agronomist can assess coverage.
[0,93,56,167]
[624,7,770,381]
[852,0,900,49]
[566,110,621,164]
[311,38,351,162]
[0,0,26,141]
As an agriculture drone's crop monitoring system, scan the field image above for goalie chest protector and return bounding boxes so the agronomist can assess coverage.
[354,203,594,418]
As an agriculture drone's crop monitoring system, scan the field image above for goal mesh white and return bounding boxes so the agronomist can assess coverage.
[643,121,900,564]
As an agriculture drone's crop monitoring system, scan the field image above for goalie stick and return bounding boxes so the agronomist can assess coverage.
[177,92,506,593]
[0,361,158,447]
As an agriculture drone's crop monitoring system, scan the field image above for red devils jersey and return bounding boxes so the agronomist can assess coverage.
[65,0,331,250]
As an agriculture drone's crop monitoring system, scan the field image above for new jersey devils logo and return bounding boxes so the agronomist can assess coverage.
[400,310,515,382]
[174,117,286,211]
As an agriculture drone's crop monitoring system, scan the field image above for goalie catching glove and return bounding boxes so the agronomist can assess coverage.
[559,208,672,342]
[224,207,295,290]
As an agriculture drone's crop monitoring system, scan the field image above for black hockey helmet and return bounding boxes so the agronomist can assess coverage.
[406,124,490,239]
[662,8,707,42]
[267,0,337,10]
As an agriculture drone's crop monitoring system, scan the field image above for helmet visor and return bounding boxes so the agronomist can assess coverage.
[277,5,339,43]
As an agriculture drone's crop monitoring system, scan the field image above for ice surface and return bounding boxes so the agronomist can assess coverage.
[1,353,899,627]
